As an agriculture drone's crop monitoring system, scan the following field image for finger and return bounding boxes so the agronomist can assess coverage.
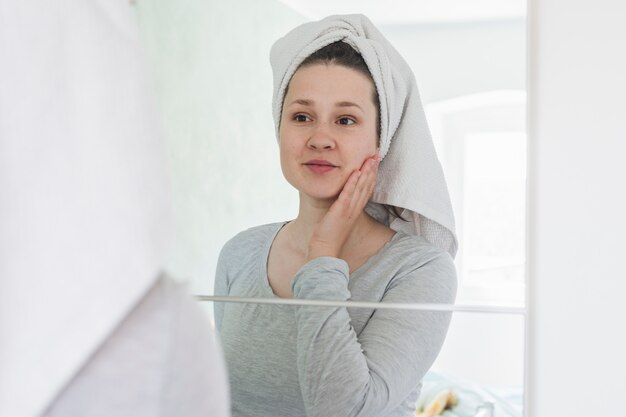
[349,159,375,206]
[363,160,379,203]
[366,156,380,196]
[357,154,378,171]
[338,155,378,214]
[349,158,379,212]
[335,169,361,210]
[355,158,376,196]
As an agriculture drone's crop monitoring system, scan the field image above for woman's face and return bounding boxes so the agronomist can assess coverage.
[279,63,379,202]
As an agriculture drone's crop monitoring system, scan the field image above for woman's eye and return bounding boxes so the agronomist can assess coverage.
[338,117,356,126]
[294,114,310,122]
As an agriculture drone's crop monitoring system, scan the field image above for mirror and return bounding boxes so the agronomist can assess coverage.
[136,0,527,415]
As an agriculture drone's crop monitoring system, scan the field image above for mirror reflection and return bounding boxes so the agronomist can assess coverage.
[136,1,526,306]
[211,13,458,416]
[137,1,526,416]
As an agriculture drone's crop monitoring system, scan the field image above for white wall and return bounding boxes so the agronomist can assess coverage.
[136,0,305,295]
[527,0,626,415]
[381,19,526,104]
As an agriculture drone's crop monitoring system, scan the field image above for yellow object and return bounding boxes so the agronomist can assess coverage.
[416,389,458,417]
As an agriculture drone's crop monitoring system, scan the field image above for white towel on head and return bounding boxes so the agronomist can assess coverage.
[270,14,458,257]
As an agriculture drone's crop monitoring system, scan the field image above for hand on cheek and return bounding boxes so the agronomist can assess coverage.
[306,154,381,261]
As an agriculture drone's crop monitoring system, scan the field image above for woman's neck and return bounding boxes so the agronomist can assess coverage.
[285,192,377,258]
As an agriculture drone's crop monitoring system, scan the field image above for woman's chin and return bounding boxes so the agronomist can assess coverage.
[284,175,344,203]
[297,187,341,203]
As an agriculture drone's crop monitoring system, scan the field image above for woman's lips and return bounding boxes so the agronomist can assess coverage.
[304,159,338,174]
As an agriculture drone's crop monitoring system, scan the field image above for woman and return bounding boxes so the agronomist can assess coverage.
[215,14,457,417]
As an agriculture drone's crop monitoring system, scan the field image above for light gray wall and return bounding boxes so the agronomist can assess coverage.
[528,0,626,414]
[136,0,305,294]
[381,19,526,105]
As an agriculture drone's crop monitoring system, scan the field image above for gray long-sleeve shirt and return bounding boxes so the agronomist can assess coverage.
[214,222,457,417]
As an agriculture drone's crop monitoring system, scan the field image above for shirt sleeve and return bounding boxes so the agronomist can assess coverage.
[291,252,457,417]
[213,247,230,333]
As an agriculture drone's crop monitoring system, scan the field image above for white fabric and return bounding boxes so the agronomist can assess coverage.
[0,1,172,416]
[270,14,457,257]
[41,276,230,417]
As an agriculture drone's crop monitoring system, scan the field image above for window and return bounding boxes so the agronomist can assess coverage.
[427,91,526,307]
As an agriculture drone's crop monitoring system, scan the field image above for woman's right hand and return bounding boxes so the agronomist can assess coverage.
[306,154,381,261]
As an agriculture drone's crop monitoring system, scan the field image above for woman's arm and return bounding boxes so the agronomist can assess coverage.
[292,251,457,417]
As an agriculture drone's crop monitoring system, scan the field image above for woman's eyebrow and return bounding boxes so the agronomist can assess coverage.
[287,98,313,107]
[335,101,363,111]
[286,98,363,111]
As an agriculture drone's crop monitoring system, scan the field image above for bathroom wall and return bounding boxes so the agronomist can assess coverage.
[527,0,626,414]
[136,0,306,295]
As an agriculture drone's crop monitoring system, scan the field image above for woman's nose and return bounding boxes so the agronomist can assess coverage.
[306,124,336,150]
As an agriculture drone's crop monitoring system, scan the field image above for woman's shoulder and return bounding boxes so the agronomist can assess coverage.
[379,232,457,300]
[219,221,286,259]
[387,232,454,263]
[382,232,457,281]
